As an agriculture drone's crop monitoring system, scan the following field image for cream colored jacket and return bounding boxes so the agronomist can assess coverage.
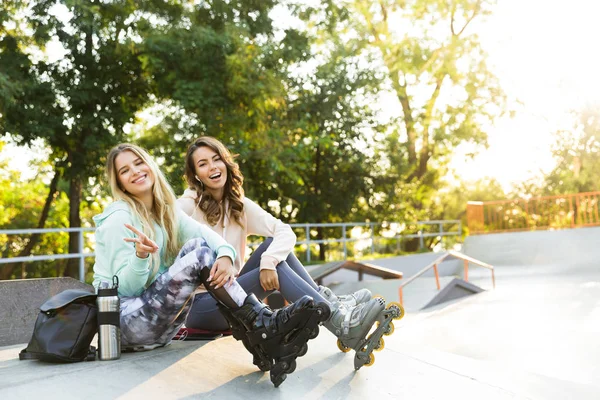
[177,189,296,275]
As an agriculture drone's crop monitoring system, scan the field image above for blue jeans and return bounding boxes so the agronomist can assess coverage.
[185,238,327,330]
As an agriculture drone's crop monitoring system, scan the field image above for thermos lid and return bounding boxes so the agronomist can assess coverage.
[97,275,119,297]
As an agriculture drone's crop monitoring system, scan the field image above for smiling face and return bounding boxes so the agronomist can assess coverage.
[192,145,228,196]
[114,150,155,199]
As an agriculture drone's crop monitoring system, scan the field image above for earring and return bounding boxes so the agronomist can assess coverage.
[195,175,204,190]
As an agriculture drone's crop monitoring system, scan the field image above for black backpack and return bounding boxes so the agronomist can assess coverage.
[19,289,98,363]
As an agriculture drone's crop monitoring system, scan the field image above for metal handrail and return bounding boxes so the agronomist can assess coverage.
[0,220,462,282]
[0,227,95,235]
[397,250,495,306]
[0,227,95,282]
[288,220,461,262]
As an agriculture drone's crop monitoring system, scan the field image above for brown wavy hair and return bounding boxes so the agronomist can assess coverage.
[184,136,245,227]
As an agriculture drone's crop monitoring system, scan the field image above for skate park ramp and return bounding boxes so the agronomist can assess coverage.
[421,277,484,309]
[463,225,600,270]
[318,251,461,286]
[325,252,483,312]
[2,227,600,399]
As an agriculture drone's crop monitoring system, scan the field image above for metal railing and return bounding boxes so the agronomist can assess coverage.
[0,227,95,282]
[0,220,462,282]
[467,191,600,234]
[287,220,462,263]
[397,250,495,306]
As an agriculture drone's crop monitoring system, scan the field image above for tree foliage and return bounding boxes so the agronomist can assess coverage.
[133,0,298,190]
[354,0,505,176]
[272,49,381,224]
[543,107,600,195]
[135,1,380,234]
[0,141,70,279]
[1,1,155,276]
[298,0,506,226]
[0,0,514,273]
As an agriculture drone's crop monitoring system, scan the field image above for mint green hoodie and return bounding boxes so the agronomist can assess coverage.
[92,201,236,297]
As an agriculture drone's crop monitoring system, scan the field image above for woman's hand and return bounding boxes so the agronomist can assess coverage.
[123,223,159,259]
[209,256,237,289]
[260,269,280,291]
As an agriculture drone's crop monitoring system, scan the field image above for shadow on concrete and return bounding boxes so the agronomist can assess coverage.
[0,340,209,399]
[316,370,357,400]
[183,351,350,399]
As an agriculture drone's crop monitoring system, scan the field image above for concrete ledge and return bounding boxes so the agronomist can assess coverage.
[463,226,600,267]
[0,278,94,346]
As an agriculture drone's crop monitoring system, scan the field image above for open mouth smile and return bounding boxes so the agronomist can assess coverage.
[132,174,147,184]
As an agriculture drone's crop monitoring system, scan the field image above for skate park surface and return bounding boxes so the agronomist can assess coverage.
[2,227,600,399]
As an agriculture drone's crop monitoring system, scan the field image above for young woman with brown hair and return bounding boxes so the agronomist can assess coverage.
[179,137,400,370]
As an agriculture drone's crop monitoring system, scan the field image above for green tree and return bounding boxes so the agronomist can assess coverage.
[1,1,150,276]
[543,107,600,195]
[0,142,73,279]
[298,0,506,228]
[128,0,284,185]
[352,0,504,178]
[134,1,313,198]
[266,49,382,259]
[136,3,386,257]
[0,14,67,274]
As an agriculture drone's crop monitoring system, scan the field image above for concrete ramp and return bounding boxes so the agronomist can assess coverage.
[330,276,484,313]
[329,276,467,313]
[422,278,484,309]
[463,226,600,268]
[397,280,600,399]
[2,254,600,399]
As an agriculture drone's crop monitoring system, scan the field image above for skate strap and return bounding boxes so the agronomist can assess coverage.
[342,309,352,336]
[338,294,357,307]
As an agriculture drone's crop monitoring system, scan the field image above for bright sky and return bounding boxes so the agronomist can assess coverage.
[4,0,600,191]
[448,0,600,190]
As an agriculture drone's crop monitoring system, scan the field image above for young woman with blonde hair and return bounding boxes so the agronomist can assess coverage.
[179,137,398,370]
[92,143,329,387]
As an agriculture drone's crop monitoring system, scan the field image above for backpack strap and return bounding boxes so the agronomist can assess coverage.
[20,347,97,362]
[86,346,97,361]
[19,348,38,360]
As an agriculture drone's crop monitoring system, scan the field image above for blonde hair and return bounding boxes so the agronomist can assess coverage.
[184,136,245,227]
[106,143,180,282]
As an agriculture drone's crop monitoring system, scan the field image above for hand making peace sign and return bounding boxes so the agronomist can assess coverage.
[123,223,159,259]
